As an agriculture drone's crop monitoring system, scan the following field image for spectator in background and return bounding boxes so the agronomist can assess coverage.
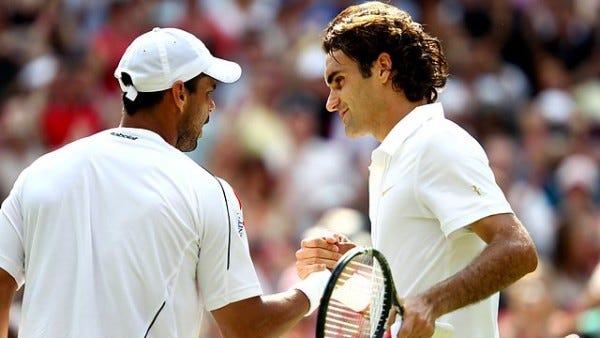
[485,132,558,260]
[89,0,147,94]
[277,90,363,235]
[499,262,571,338]
[177,0,238,58]
[0,96,46,200]
[575,261,600,337]
[40,61,103,150]
[550,215,600,311]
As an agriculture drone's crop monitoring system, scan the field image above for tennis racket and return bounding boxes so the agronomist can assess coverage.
[316,246,401,338]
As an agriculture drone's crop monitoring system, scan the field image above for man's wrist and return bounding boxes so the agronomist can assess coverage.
[291,269,331,316]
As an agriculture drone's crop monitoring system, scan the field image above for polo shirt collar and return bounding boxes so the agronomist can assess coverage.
[376,102,445,156]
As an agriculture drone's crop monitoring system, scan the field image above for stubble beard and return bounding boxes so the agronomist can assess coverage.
[176,124,201,152]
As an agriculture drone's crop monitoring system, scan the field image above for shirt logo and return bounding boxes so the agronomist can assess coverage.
[237,217,245,237]
[110,132,138,140]
[235,208,246,238]
[472,185,483,196]
[232,190,245,238]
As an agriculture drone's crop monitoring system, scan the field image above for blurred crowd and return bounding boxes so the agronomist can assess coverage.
[1,0,599,337]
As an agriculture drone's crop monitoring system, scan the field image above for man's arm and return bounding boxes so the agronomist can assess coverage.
[211,290,309,338]
[398,213,538,337]
[0,268,17,338]
[211,268,330,338]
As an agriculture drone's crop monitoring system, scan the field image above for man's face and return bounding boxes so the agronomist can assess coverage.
[176,76,217,152]
[324,50,379,138]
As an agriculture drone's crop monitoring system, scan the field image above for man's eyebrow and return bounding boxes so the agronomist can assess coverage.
[326,71,340,85]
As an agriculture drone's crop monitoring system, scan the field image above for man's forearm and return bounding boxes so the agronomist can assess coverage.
[254,290,311,337]
[0,295,13,338]
[420,227,537,318]
[213,290,309,338]
[0,318,8,338]
[0,270,17,338]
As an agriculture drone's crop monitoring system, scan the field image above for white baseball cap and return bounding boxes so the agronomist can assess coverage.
[114,27,241,101]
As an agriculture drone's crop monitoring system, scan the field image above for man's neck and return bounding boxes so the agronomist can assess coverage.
[374,98,429,142]
[119,108,177,147]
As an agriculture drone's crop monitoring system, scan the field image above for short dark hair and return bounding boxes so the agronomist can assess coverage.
[322,1,449,103]
[120,72,203,115]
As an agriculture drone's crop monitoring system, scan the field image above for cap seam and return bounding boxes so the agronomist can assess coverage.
[156,31,170,89]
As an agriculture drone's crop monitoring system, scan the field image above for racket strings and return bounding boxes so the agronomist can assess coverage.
[322,254,387,338]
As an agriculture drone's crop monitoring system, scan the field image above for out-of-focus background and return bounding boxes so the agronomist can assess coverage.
[1,0,599,337]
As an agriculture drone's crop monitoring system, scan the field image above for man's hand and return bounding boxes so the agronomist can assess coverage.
[395,296,436,338]
[295,234,356,279]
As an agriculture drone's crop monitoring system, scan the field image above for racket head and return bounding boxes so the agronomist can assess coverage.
[316,247,395,338]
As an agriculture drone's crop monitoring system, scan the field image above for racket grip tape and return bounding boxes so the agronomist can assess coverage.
[291,269,332,317]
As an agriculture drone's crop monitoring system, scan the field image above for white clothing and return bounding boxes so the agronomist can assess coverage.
[0,128,262,338]
[369,103,513,338]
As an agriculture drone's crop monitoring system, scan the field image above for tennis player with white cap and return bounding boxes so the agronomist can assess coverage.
[0,27,332,338]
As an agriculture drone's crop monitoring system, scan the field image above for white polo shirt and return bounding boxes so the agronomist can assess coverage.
[369,103,512,338]
[0,128,262,338]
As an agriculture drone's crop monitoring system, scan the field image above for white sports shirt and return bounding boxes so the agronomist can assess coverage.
[0,128,262,338]
[369,103,513,338]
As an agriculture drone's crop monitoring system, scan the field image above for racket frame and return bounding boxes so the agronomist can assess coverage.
[316,247,401,338]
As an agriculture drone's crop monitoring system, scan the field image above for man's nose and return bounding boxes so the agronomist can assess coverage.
[325,92,339,112]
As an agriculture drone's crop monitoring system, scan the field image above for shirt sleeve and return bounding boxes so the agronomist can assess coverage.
[197,178,262,311]
[0,170,27,288]
[416,126,513,237]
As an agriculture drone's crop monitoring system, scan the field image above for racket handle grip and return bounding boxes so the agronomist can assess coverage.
[292,269,332,317]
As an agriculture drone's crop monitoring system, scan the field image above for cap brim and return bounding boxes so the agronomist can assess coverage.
[204,57,242,84]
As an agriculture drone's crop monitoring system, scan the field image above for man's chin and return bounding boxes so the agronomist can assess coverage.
[177,138,199,152]
[345,127,367,139]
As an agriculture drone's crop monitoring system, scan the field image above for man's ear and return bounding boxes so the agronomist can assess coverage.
[375,53,393,83]
[171,81,186,112]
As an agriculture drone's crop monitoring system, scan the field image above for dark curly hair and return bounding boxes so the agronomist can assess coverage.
[322,1,449,103]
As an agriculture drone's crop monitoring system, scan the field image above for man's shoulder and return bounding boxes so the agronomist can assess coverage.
[27,133,97,168]
[417,117,477,146]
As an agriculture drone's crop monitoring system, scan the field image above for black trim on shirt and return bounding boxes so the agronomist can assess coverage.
[215,178,232,270]
[144,300,166,338]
